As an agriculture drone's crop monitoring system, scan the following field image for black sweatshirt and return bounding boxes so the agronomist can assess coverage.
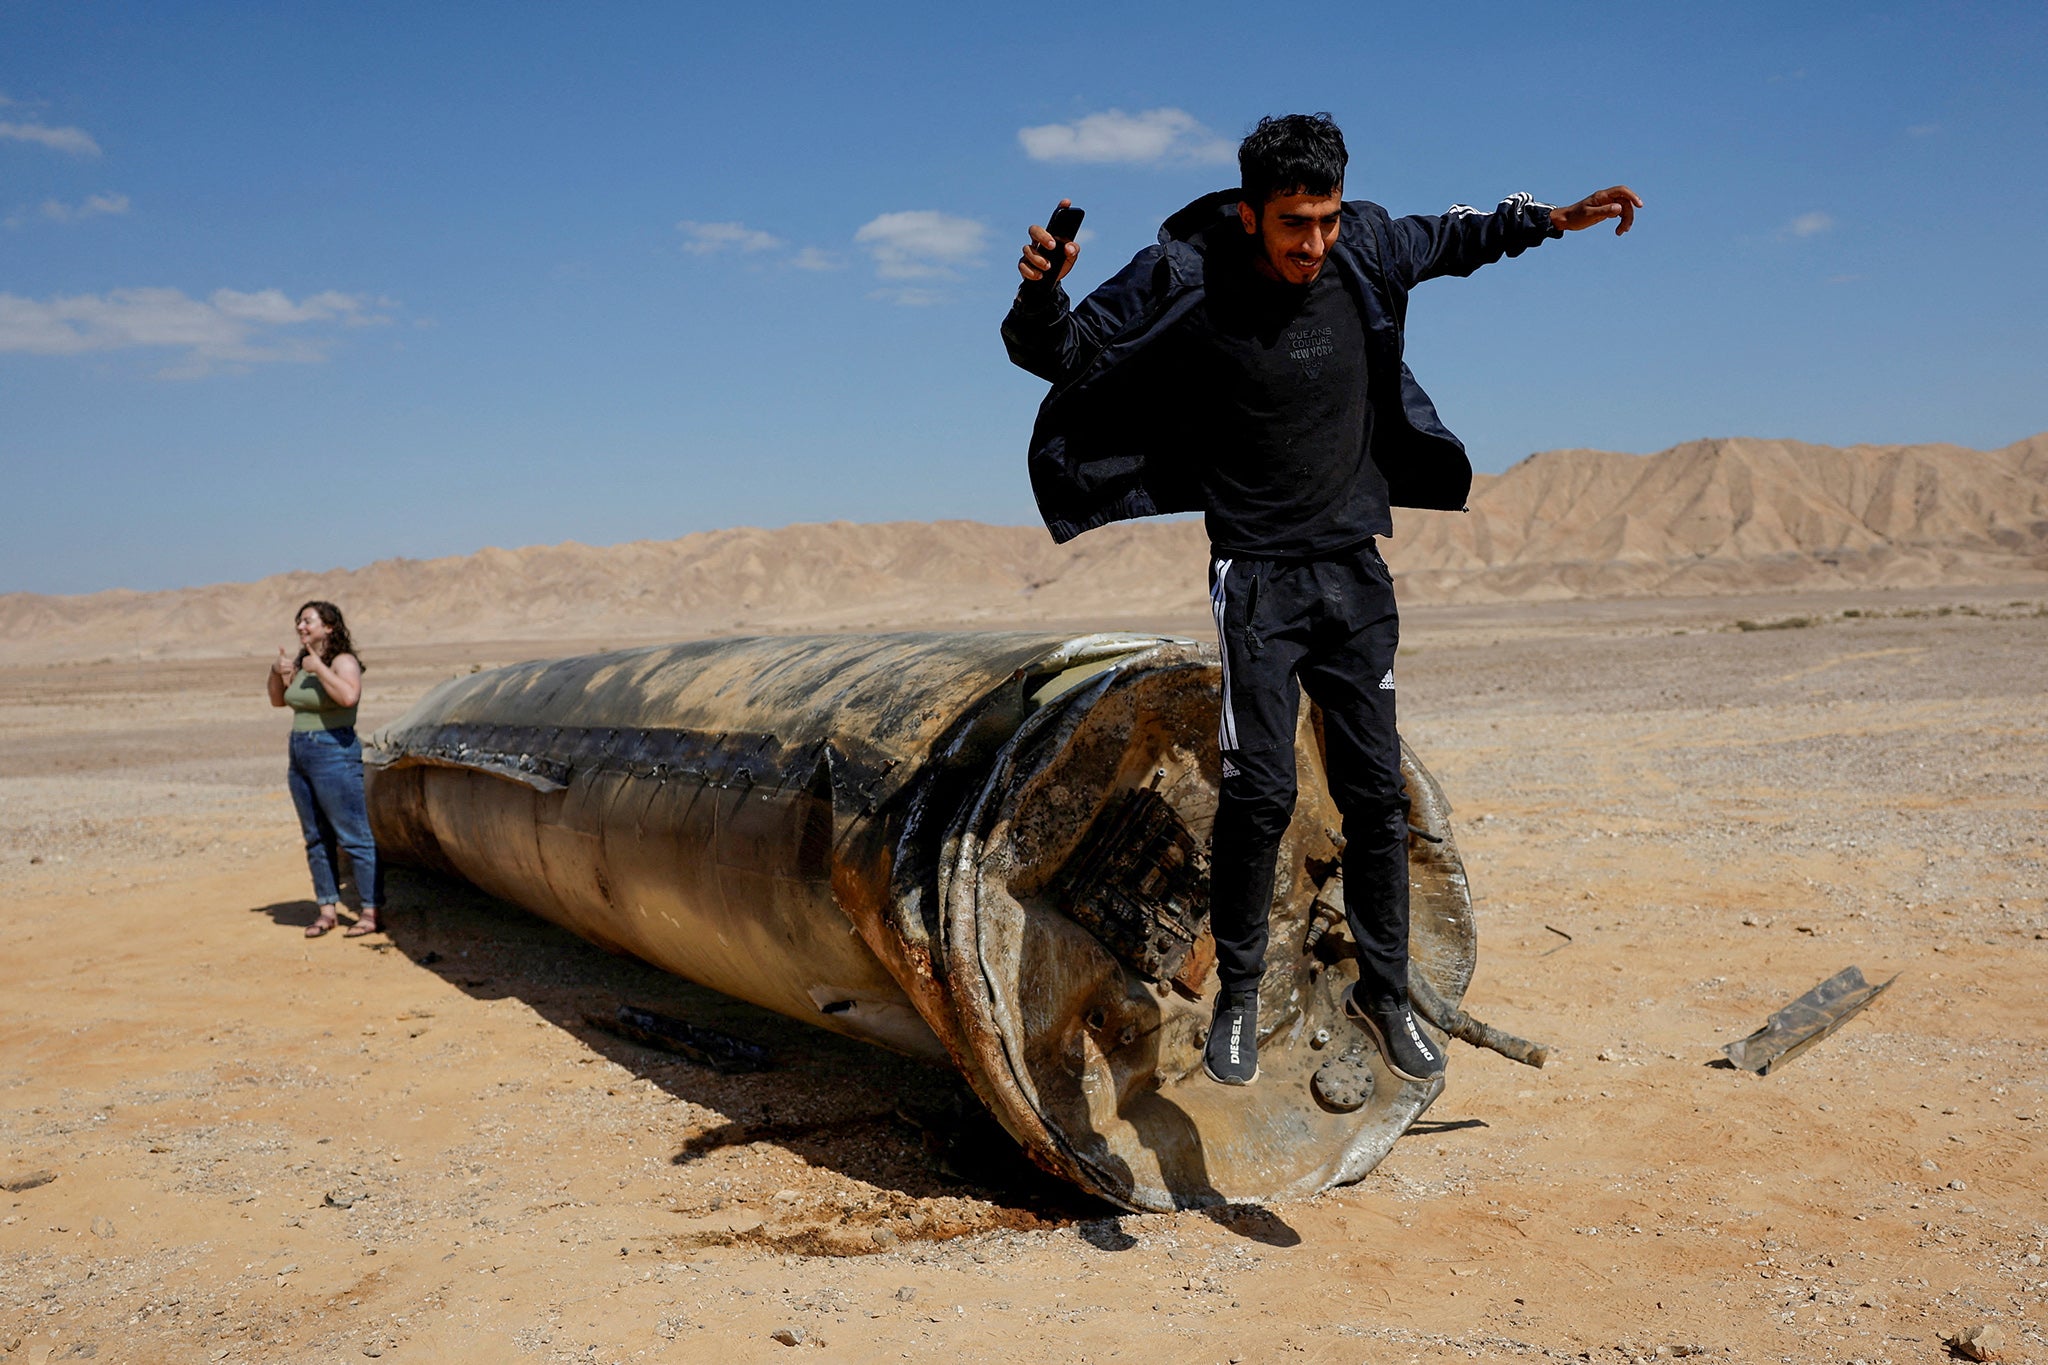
[1157,242,1385,558]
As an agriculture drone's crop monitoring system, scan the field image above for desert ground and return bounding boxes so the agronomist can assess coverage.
[3,580,2045,1365]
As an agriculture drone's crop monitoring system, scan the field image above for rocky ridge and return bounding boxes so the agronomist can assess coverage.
[3,433,2042,664]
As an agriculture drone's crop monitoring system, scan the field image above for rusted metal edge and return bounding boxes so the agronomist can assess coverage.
[938,648,1237,1200]
[829,637,1193,1076]
[1721,965,1898,1075]
[941,661,1136,1184]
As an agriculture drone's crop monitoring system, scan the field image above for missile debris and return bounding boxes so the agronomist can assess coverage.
[366,631,1482,1211]
[1721,965,1897,1074]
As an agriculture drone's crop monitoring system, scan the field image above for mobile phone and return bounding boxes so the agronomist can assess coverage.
[1031,203,1084,289]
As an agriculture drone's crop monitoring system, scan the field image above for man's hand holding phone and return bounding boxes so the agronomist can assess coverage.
[1019,200,1084,287]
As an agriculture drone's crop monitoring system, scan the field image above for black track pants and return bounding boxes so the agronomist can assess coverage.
[1207,539,1411,1008]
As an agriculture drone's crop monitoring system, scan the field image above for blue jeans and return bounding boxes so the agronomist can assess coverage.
[287,727,382,909]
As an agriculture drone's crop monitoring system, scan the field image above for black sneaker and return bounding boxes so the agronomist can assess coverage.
[1203,989,1260,1086]
[1343,986,1444,1084]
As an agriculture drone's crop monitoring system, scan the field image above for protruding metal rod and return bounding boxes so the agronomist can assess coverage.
[1409,969,1551,1069]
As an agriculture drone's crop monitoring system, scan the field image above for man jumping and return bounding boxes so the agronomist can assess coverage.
[1001,112,1639,1087]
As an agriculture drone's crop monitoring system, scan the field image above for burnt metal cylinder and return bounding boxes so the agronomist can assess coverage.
[364,631,1476,1212]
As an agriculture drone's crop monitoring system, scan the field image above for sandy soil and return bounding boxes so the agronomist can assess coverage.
[3,585,2046,1365]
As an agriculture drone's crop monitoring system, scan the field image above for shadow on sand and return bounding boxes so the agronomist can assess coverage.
[252,866,1100,1227]
[250,870,1341,1251]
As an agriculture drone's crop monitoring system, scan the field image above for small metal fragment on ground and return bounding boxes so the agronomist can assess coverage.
[1410,969,1551,1069]
[1947,1322,2005,1361]
[584,1004,770,1074]
[1540,925,1573,957]
[1721,965,1897,1074]
[770,1327,807,1347]
[0,1170,56,1193]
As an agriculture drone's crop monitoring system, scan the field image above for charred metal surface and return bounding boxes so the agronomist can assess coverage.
[366,631,1481,1212]
[1049,781,1211,982]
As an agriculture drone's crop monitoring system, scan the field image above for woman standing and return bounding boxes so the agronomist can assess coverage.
[267,600,384,938]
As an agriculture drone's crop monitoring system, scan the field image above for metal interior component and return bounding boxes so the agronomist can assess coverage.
[1721,965,1897,1075]
[1048,781,1210,983]
[1311,1043,1376,1113]
[365,631,1479,1212]
[1299,878,1346,954]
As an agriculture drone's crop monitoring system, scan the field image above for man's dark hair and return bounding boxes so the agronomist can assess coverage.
[1238,112,1348,206]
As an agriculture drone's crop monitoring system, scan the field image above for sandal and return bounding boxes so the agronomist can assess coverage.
[306,906,340,938]
[344,909,382,938]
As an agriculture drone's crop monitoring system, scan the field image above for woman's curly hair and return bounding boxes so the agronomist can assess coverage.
[293,600,361,669]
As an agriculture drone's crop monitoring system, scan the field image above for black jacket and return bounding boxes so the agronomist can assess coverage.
[1001,190,1560,544]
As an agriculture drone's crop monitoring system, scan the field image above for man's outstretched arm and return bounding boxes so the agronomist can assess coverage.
[1384,185,1643,289]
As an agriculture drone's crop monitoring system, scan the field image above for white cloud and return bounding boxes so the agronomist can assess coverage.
[867,286,947,307]
[16,191,130,225]
[0,286,394,376]
[212,287,385,325]
[0,120,101,156]
[854,210,989,281]
[676,219,782,254]
[789,246,841,271]
[1017,107,1233,166]
[1785,211,1834,238]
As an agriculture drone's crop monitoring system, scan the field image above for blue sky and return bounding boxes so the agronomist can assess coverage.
[3,2,2044,594]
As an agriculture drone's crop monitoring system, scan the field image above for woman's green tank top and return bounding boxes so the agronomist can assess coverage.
[283,664,358,732]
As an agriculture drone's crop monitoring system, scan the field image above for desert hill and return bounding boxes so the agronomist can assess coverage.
[3,433,2043,665]
[1397,432,2048,599]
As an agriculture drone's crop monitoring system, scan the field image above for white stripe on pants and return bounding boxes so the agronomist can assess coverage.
[1209,558,1238,752]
